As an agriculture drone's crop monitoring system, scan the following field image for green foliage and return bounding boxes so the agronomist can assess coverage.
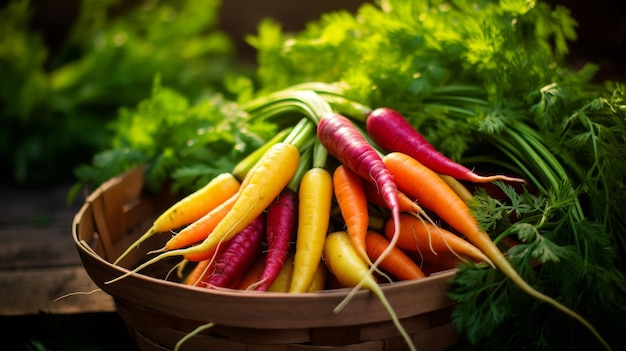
[0,0,238,186]
[74,79,277,195]
[451,182,626,350]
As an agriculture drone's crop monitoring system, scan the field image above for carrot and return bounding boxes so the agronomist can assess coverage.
[290,167,333,292]
[253,188,298,291]
[205,213,266,289]
[165,193,237,253]
[365,230,426,281]
[323,231,417,351]
[267,252,327,292]
[366,107,524,183]
[106,142,300,284]
[268,252,295,292]
[184,258,214,286]
[307,260,328,292]
[333,165,370,264]
[383,151,610,349]
[235,253,267,290]
[362,180,428,216]
[113,173,240,265]
[411,250,468,271]
[184,142,296,255]
[182,244,219,263]
[384,213,493,266]
[182,242,229,286]
[317,113,402,283]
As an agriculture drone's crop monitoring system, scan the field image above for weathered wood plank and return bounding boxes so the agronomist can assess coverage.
[0,183,83,268]
[1,265,116,315]
[0,222,82,268]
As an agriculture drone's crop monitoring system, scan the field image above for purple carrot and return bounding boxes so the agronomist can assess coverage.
[366,107,524,183]
[204,212,267,289]
[254,189,298,291]
[317,113,401,274]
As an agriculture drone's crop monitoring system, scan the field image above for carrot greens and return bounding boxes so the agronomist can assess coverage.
[247,1,625,349]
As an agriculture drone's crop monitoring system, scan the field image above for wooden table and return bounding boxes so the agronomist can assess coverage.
[0,183,138,349]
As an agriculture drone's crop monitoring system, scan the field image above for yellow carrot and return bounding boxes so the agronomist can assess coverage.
[307,261,328,292]
[289,167,333,293]
[268,253,295,292]
[324,231,416,351]
[106,142,300,284]
[113,173,240,265]
[268,252,327,292]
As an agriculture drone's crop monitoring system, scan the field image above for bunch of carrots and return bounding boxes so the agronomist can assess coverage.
[108,85,611,351]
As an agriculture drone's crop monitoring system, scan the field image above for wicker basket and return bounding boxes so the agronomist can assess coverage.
[73,166,461,351]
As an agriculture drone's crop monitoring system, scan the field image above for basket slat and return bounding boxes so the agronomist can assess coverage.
[73,167,461,351]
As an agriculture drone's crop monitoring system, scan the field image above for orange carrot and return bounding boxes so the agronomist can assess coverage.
[165,193,237,252]
[365,230,426,281]
[184,259,213,286]
[411,250,467,271]
[114,173,240,265]
[383,213,492,266]
[363,180,427,215]
[235,254,267,290]
[333,165,370,264]
[107,142,300,285]
[183,245,219,263]
[383,151,609,349]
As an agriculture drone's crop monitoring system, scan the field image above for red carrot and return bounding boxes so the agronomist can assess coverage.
[366,107,524,183]
[254,189,298,291]
[204,213,267,289]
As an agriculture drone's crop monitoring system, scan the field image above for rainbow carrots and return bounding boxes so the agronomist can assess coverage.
[114,173,240,265]
[106,86,609,350]
[106,142,300,284]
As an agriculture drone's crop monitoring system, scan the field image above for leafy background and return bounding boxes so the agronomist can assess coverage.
[0,0,367,190]
[1,0,624,190]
